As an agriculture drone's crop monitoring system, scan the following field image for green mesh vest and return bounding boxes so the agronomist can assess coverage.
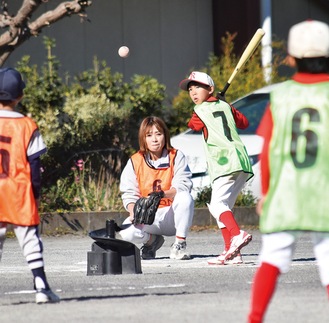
[194,101,253,183]
[261,80,329,233]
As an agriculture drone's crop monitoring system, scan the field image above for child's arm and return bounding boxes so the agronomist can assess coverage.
[230,105,249,129]
[187,112,204,131]
[28,155,42,200]
[27,128,47,203]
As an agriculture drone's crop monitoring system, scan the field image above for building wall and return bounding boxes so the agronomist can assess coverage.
[272,0,329,40]
[269,0,329,76]
[212,0,261,56]
[4,0,329,99]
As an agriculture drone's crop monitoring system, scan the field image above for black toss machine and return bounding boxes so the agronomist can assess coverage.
[87,219,142,275]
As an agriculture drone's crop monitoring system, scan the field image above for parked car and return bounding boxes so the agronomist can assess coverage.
[170,83,282,199]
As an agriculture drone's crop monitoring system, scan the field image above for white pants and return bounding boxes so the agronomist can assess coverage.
[207,172,249,229]
[0,223,44,269]
[259,231,329,286]
[119,191,194,245]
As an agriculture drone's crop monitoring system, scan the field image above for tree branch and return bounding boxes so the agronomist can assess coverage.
[0,0,92,66]
[28,0,92,36]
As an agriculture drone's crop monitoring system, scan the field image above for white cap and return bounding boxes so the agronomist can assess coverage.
[179,71,215,91]
[288,20,329,58]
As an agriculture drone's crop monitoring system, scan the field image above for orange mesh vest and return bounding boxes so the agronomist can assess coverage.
[0,116,39,225]
[130,149,177,207]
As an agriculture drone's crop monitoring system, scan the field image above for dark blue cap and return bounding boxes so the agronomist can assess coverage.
[0,67,26,101]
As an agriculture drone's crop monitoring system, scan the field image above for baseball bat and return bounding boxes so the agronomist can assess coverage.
[217,28,265,98]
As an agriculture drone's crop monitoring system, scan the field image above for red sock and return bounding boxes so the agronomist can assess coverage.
[248,262,280,323]
[219,211,240,236]
[327,285,329,300]
[220,227,231,251]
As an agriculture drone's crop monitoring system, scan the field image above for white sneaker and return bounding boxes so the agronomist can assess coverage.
[207,250,227,265]
[225,253,243,265]
[36,289,60,304]
[208,251,244,265]
[225,230,252,261]
[170,241,191,260]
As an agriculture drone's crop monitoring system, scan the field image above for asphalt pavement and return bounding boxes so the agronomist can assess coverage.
[0,228,328,323]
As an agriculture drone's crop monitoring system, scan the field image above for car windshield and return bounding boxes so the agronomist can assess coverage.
[234,93,269,135]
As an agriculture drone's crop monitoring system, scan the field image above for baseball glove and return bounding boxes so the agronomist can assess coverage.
[133,190,165,225]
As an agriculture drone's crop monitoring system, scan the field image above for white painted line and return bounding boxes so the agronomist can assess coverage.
[144,284,186,289]
[5,290,35,295]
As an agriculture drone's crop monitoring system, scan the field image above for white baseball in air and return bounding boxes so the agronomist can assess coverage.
[118,46,130,58]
